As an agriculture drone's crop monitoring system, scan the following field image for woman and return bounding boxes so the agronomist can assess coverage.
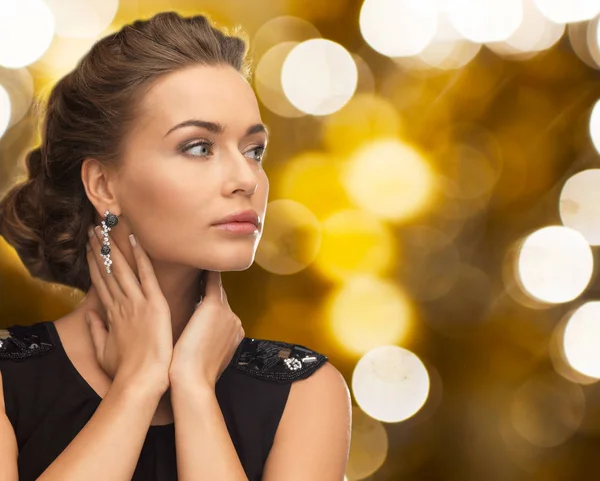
[0,11,351,481]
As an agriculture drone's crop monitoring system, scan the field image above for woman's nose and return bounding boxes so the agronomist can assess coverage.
[223,152,260,196]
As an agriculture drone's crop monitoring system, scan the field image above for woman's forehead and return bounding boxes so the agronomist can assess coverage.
[145,65,255,112]
[136,65,260,135]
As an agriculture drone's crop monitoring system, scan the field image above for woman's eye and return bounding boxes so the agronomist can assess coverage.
[180,141,265,162]
[247,146,266,162]
[181,141,214,157]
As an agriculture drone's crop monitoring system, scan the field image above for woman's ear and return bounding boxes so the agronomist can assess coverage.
[81,157,121,220]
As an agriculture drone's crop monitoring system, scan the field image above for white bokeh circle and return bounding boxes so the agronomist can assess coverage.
[0,0,55,68]
[516,226,593,303]
[352,345,430,423]
[281,39,357,116]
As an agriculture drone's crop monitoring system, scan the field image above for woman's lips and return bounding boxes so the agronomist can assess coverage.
[212,222,259,234]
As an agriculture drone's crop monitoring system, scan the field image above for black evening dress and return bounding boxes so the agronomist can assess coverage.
[0,320,328,481]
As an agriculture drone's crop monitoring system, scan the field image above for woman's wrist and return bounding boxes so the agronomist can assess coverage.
[169,372,214,397]
[112,370,170,402]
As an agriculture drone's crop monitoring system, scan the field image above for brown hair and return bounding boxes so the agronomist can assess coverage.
[0,12,250,292]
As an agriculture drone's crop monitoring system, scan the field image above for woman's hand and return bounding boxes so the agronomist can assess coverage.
[85,223,173,395]
[169,270,245,389]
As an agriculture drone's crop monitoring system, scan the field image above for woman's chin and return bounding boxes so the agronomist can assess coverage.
[203,254,256,272]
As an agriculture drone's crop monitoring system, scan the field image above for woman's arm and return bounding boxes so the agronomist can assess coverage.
[0,370,19,481]
[171,381,248,481]
[171,362,351,481]
[36,374,164,481]
[262,363,352,481]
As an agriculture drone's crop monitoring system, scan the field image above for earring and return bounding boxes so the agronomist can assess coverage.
[100,210,119,274]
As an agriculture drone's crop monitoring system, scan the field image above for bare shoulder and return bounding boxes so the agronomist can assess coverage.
[292,360,347,391]
[286,361,351,417]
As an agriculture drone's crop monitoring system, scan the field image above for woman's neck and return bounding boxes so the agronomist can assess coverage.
[79,263,204,345]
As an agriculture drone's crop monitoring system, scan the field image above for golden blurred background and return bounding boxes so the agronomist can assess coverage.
[3,0,600,479]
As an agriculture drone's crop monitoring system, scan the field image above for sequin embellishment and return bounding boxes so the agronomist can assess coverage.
[231,337,328,383]
[0,323,55,361]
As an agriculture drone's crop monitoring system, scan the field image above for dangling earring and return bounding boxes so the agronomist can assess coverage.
[100,209,119,274]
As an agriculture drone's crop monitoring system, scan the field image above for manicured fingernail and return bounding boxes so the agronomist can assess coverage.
[95,225,102,238]
[88,228,94,237]
[129,234,136,247]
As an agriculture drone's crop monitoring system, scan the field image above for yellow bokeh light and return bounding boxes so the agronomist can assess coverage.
[30,35,99,87]
[326,275,412,355]
[254,199,321,275]
[516,226,594,304]
[360,0,438,57]
[345,408,388,480]
[252,15,320,60]
[312,210,396,282]
[322,93,403,157]
[254,42,305,118]
[277,151,353,220]
[342,139,436,223]
[352,344,430,422]
[0,0,55,68]
[563,302,600,379]
[281,39,357,116]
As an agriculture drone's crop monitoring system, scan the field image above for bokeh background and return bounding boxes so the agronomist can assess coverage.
[3,0,600,479]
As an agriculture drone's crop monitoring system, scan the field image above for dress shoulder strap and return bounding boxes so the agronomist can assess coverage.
[230,337,328,383]
[0,322,55,362]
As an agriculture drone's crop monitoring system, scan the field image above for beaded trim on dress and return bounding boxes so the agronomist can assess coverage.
[230,337,328,383]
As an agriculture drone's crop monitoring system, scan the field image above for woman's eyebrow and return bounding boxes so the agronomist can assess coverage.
[247,123,269,140]
[164,119,269,140]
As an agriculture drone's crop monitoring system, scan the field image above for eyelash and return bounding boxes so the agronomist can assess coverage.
[179,140,266,163]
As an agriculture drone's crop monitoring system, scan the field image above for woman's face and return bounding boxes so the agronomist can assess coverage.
[101,64,269,272]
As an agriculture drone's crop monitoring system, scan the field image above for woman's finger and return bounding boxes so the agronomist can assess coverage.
[85,235,114,311]
[90,225,125,301]
[92,224,144,302]
[128,233,162,300]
